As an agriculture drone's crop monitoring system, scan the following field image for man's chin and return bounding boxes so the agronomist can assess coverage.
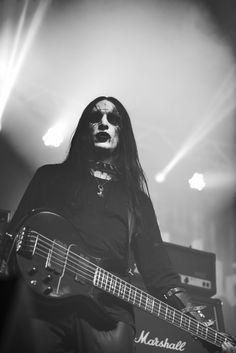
[93,144,116,158]
[94,141,115,150]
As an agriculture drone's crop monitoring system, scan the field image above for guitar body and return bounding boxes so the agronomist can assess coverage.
[16,209,99,299]
[15,209,115,328]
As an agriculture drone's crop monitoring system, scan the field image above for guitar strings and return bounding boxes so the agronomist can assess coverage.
[29,231,96,277]
[26,234,96,284]
[22,230,234,347]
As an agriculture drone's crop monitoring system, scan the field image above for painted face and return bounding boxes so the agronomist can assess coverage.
[89,99,121,153]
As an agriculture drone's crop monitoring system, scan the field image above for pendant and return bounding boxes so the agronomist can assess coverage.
[97,184,104,197]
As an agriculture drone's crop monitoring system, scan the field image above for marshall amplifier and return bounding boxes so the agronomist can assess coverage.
[134,294,225,353]
[164,242,216,297]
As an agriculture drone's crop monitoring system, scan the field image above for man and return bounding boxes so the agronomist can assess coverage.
[2,96,235,352]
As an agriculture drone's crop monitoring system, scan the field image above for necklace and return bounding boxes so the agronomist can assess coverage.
[89,160,120,178]
[90,169,112,198]
[94,177,110,197]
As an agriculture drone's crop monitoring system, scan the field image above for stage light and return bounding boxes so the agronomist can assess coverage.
[0,0,51,130]
[155,66,236,180]
[155,173,166,183]
[188,173,206,191]
[42,122,65,147]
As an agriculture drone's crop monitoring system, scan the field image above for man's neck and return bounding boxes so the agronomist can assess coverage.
[91,146,117,164]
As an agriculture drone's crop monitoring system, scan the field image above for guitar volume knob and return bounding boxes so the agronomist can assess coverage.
[43,286,53,295]
[43,274,53,283]
[28,266,38,275]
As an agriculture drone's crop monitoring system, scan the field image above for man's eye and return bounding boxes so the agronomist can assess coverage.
[89,112,102,124]
[107,113,120,126]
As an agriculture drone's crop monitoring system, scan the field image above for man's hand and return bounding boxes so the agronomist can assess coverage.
[222,340,236,352]
[221,333,236,353]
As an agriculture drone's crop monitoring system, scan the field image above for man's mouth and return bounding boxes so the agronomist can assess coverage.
[95,132,110,142]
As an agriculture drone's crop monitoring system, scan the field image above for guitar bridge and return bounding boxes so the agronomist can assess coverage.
[16,226,37,259]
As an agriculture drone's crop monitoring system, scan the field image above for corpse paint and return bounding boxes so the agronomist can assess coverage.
[90,99,120,153]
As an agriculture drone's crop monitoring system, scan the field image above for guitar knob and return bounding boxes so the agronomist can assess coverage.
[28,267,38,275]
[43,286,53,295]
[43,274,53,283]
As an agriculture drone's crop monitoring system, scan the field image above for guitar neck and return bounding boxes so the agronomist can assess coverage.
[93,267,227,348]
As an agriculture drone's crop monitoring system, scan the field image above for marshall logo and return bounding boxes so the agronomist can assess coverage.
[135,330,187,351]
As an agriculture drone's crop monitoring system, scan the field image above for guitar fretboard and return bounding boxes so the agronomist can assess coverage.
[93,267,225,348]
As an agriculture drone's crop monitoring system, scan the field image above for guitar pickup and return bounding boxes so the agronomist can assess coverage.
[74,253,90,284]
[45,240,67,275]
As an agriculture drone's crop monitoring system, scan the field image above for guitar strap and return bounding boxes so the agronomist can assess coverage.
[127,208,136,276]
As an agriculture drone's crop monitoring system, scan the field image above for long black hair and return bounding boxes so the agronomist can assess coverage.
[63,96,150,233]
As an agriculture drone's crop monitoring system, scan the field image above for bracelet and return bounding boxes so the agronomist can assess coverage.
[164,287,185,299]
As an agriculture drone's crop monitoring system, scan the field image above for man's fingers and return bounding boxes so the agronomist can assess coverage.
[222,341,236,352]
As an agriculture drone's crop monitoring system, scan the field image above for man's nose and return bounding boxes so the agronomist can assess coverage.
[98,114,109,130]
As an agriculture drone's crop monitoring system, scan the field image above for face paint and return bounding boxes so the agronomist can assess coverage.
[89,111,121,126]
[89,99,120,153]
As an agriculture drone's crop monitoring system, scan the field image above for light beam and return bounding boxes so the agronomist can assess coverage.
[155,66,236,181]
[0,0,52,130]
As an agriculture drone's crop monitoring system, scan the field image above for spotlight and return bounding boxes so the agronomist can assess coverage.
[155,173,166,183]
[188,172,206,191]
[42,122,65,147]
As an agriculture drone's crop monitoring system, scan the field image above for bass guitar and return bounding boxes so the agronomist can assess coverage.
[12,209,235,350]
